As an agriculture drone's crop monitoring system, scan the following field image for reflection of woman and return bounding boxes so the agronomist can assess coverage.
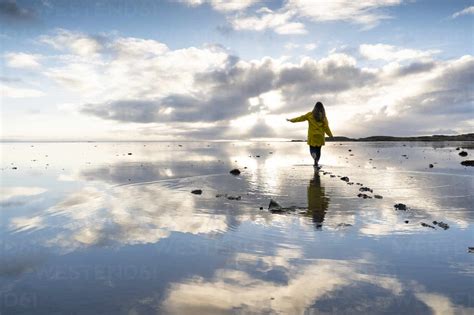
[287,101,333,168]
[307,173,329,229]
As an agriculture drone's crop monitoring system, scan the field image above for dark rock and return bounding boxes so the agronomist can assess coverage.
[460,160,474,166]
[394,203,407,211]
[191,189,202,195]
[429,164,434,168]
[330,175,336,178]
[421,222,435,229]
[259,207,263,210]
[229,168,241,175]
[227,195,241,200]
[359,187,373,193]
[374,195,383,199]
[468,247,474,253]
[256,155,261,158]
[347,182,354,185]
[434,221,449,230]
[404,220,409,224]
[348,149,352,152]
[456,147,460,150]
[127,153,132,155]
[357,193,372,199]
[268,199,283,212]
[340,176,349,182]
[12,167,17,170]
[459,151,468,157]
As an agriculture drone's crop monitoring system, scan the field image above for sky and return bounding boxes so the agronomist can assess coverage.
[0,0,473,141]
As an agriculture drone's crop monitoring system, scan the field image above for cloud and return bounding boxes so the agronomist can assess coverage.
[230,0,403,34]
[4,52,41,68]
[360,44,440,62]
[1,83,45,98]
[39,28,106,56]
[183,0,405,34]
[179,0,259,12]
[13,29,473,138]
[230,7,307,35]
[451,6,474,19]
[0,186,47,202]
[415,292,474,315]
[285,0,403,28]
[0,0,35,22]
[162,255,404,314]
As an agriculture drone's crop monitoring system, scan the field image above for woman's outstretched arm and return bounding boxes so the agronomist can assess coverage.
[324,117,333,137]
[287,113,309,123]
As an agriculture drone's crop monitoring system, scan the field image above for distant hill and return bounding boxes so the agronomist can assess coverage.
[292,133,474,142]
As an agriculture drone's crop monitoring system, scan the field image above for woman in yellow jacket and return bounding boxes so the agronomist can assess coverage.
[287,101,333,168]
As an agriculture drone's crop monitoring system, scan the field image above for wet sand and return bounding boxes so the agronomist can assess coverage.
[1,141,473,314]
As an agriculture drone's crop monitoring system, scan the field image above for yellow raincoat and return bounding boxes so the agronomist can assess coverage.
[289,112,333,146]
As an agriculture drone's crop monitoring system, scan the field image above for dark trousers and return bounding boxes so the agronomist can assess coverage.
[309,146,321,164]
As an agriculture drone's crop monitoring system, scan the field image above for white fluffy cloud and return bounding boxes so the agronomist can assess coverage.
[179,0,258,12]
[6,28,473,138]
[177,0,405,34]
[230,7,307,34]
[286,0,403,28]
[39,28,104,56]
[4,52,41,68]
[192,0,405,34]
[360,44,440,62]
[1,83,45,98]
[451,6,474,19]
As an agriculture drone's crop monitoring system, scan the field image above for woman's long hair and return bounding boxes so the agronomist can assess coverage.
[312,101,326,122]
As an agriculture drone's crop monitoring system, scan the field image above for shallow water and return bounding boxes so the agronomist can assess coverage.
[1,141,473,314]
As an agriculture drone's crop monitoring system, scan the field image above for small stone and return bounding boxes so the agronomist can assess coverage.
[455,147,460,150]
[436,221,449,230]
[256,155,261,158]
[340,176,349,182]
[127,153,132,155]
[348,149,352,152]
[459,151,468,157]
[421,222,435,229]
[394,203,407,211]
[268,199,283,211]
[432,220,438,225]
[404,220,409,224]
[374,195,383,199]
[259,207,263,210]
[227,195,241,200]
[12,167,17,170]
[330,175,336,178]
[460,160,474,167]
[359,187,373,193]
[229,168,241,175]
[357,193,371,199]
[191,189,202,195]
